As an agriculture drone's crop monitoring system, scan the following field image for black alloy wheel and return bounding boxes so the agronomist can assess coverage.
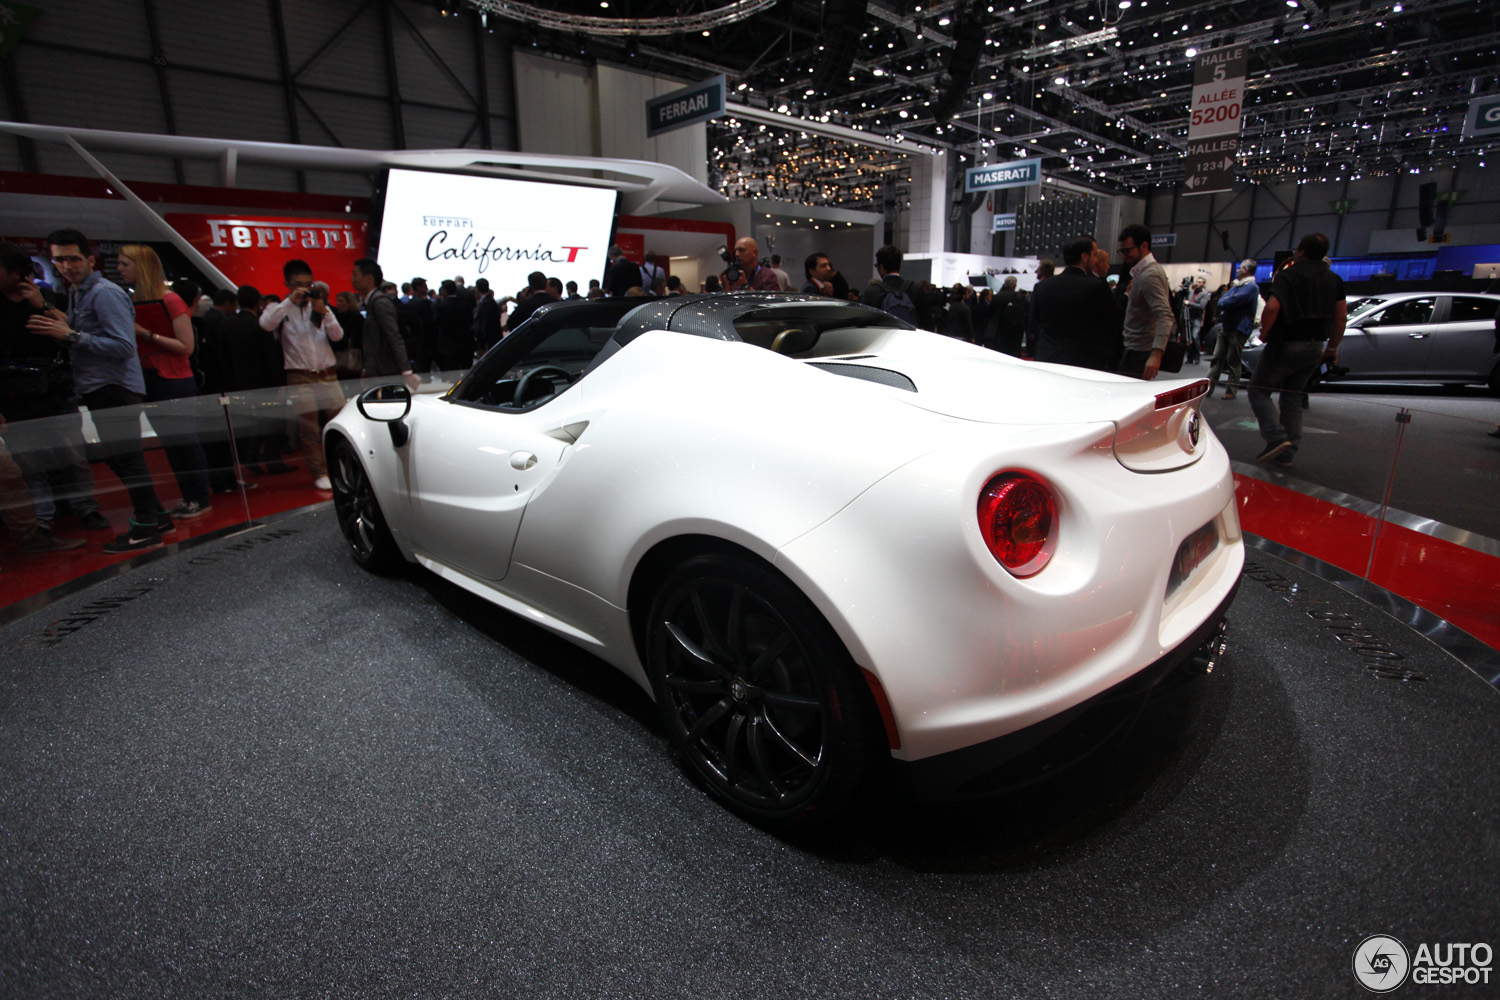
[329,439,401,572]
[645,554,881,830]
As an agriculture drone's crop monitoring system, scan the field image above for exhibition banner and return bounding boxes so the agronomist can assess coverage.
[164,213,368,296]
[1183,43,1247,195]
[992,213,1017,233]
[372,169,617,294]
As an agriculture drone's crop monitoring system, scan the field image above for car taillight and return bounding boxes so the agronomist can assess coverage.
[1154,379,1210,409]
[977,472,1057,577]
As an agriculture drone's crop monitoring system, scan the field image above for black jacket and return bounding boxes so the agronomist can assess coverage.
[362,291,411,377]
[1028,266,1120,370]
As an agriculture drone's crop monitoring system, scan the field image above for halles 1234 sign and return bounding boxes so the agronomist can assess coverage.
[1182,43,1247,196]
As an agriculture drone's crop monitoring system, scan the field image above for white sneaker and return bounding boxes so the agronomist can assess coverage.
[313,475,332,491]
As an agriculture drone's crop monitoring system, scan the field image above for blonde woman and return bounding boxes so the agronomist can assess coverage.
[116,244,212,519]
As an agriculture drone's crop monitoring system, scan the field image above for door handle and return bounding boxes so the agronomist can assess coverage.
[1407,333,1428,339]
[509,451,537,470]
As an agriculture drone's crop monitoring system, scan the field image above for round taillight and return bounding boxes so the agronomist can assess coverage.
[977,473,1057,577]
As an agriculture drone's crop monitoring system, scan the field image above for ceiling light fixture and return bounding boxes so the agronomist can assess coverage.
[468,0,776,36]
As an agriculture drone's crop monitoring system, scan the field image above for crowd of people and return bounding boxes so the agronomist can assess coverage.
[0,231,488,558]
[0,221,1348,564]
[842,227,1346,469]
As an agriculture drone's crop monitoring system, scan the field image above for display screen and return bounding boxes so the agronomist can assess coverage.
[372,168,618,294]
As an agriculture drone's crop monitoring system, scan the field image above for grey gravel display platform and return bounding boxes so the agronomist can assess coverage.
[2,508,1496,999]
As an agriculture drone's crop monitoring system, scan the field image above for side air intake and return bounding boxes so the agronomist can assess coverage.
[808,363,917,392]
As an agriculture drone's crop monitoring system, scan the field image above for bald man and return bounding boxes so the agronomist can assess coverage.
[721,237,781,292]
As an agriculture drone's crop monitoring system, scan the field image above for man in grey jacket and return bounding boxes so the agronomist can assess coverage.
[352,258,419,393]
[1115,223,1175,380]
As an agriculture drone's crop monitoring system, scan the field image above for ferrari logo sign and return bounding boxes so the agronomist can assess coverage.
[646,75,727,137]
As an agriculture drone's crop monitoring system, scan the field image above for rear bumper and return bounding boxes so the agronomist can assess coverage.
[887,579,1237,801]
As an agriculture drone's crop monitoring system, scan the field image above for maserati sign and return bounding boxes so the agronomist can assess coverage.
[966,158,1041,192]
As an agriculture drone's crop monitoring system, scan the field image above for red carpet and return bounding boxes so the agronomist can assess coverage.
[1233,474,1500,651]
[0,448,330,610]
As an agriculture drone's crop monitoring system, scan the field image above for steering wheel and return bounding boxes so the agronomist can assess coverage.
[512,365,572,407]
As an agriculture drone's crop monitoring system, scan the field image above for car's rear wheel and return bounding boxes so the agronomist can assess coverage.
[645,553,882,831]
[329,438,401,573]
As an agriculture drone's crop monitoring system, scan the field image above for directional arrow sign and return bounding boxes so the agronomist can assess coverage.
[1183,135,1239,196]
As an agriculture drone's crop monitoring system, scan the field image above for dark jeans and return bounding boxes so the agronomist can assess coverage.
[81,383,167,524]
[4,395,101,522]
[1119,348,1155,378]
[143,370,211,506]
[1248,339,1325,449]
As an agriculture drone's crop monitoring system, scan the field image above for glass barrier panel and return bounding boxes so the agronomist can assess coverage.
[1374,398,1500,651]
[0,388,252,610]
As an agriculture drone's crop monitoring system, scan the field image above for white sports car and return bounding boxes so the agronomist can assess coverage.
[326,293,1243,829]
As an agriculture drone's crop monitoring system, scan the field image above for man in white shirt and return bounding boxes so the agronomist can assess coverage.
[259,258,344,491]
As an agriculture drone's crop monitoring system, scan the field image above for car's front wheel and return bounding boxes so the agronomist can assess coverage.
[645,553,883,830]
[329,438,401,573]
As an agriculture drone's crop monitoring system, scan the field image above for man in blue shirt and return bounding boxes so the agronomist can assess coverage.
[27,229,172,553]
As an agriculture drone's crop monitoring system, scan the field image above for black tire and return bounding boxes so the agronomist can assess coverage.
[329,438,402,573]
[644,553,883,830]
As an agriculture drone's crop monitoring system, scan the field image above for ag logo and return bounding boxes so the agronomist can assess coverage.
[1354,934,1411,992]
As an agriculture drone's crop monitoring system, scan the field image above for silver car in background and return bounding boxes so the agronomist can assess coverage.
[1242,292,1500,392]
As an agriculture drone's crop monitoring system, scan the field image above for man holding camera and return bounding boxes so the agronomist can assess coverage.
[259,259,344,491]
[721,237,780,293]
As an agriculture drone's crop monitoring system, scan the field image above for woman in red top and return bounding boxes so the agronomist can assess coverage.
[117,244,212,519]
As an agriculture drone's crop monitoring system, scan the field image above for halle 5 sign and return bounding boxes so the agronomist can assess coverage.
[165,213,368,295]
[1182,43,1247,196]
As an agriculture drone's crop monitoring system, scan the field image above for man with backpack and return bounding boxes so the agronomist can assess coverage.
[860,244,923,327]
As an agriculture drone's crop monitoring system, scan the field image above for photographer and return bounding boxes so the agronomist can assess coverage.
[259,259,343,491]
[721,237,780,292]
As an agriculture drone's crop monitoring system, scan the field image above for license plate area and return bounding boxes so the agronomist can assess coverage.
[1167,520,1219,599]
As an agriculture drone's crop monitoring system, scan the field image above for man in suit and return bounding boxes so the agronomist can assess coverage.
[604,245,640,297]
[505,271,555,331]
[1028,236,1119,370]
[352,259,418,392]
[472,277,502,351]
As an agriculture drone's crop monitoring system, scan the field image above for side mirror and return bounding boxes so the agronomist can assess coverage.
[356,383,412,447]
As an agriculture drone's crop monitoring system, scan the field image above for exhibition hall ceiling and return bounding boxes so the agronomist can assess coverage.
[472,0,1499,209]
